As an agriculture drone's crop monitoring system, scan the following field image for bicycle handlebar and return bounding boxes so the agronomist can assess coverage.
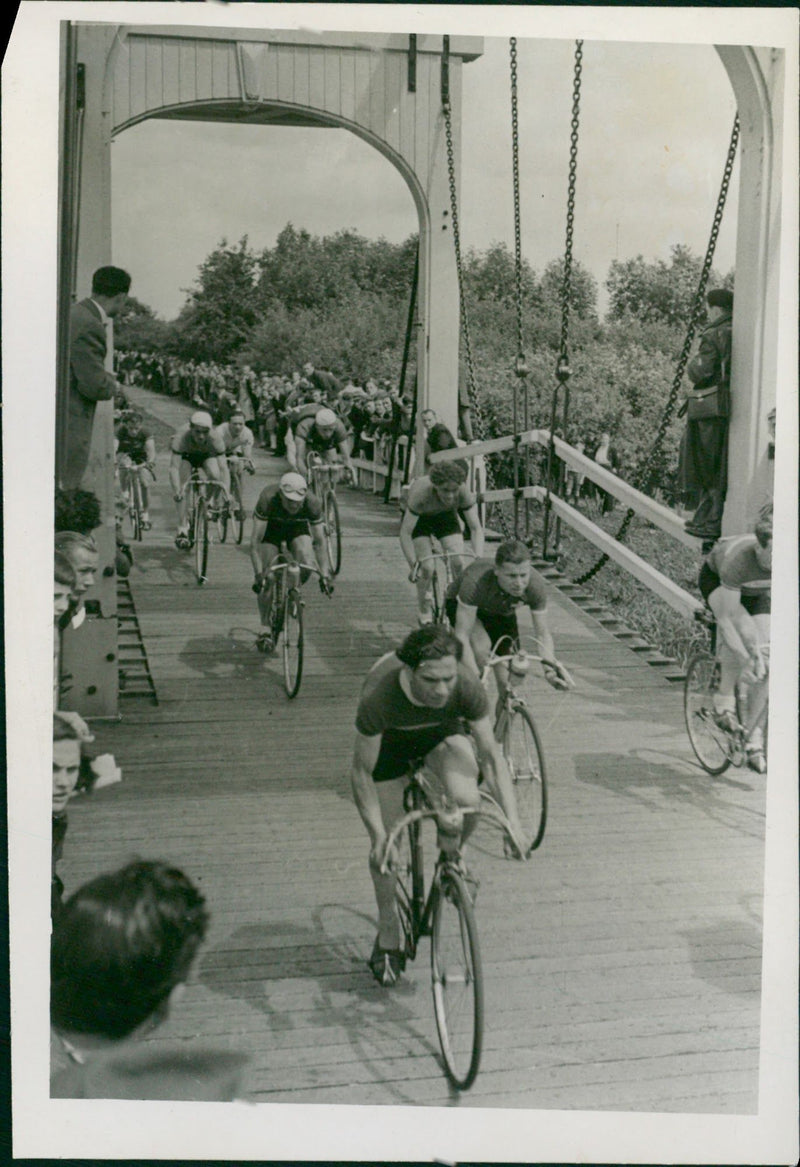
[410,549,477,583]
[379,790,528,874]
[118,459,156,481]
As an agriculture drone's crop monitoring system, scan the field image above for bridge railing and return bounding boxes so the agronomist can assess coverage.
[429,429,703,620]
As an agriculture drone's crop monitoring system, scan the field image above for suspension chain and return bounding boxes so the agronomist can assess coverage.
[442,92,512,538]
[510,37,524,362]
[560,39,583,364]
[573,113,740,586]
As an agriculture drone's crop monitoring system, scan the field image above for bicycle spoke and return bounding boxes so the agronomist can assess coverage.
[684,652,732,774]
[504,705,547,852]
[282,588,304,697]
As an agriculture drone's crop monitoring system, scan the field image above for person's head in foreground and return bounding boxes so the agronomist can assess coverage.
[52,715,81,817]
[395,624,463,709]
[54,553,77,622]
[54,532,99,600]
[278,471,308,515]
[51,860,209,1043]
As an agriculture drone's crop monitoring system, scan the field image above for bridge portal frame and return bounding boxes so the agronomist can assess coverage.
[57,25,787,719]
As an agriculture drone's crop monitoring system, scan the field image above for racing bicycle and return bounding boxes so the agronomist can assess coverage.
[307,455,345,575]
[410,548,477,624]
[118,458,155,542]
[381,766,526,1091]
[183,469,230,586]
[217,453,254,545]
[256,550,332,698]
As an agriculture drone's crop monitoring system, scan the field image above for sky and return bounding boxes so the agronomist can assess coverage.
[111,35,739,322]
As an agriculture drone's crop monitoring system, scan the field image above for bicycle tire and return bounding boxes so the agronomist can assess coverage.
[271,570,285,641]
[684,652,732,774]
[431,557,450,624]
[194,497,209,585]
[125,478,139,542]
[394,827,419,964]
[325,491,342,576]
[500,703,547,853]
[282,587,304,698]
[431,869,483,1091]
[232,479,245,545]
[216,497,228,543]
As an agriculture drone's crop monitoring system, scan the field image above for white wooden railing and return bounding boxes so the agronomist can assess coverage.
[427,429,703,619]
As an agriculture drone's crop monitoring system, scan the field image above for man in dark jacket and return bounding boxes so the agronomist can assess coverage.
[63,266,131,488]
[680,287,733,541]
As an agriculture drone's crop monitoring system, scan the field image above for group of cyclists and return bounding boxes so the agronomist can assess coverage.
[114,371,773,987]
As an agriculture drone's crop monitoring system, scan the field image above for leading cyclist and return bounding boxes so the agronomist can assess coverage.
[698,502,772,772]
[217,409,255,515]
[114,408,156,529]
[294,407,355,483]
[250,471,333,653]
[351,624,524,986]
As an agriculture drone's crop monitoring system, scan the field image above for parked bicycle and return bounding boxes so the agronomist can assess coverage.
[118,458,155,542]
[184,469,230,586]
[481,635,574,855]
[256,549,332,697]
[307,455,344,576]
[380,766,526,1091]
[410,548,476,624]
[684,608,769,775]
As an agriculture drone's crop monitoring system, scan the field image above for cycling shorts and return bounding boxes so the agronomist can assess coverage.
[411,510,462,541]
[698,562,771,617]
[373,724,471,783]
[180,449,220,470]
[262,517,313,547]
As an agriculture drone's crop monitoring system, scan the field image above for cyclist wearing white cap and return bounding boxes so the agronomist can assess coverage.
[250,471,333,652]
[294,407,354,482]
[169,412,226,549]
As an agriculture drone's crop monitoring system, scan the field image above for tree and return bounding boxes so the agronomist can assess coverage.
[114,296,169,352]
[172,237,260,361]
[605,244,727,329]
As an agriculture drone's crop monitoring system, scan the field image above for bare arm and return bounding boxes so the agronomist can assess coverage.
[454,599,481,677]
[250,515,267,577]
[531,608,572,689]
[351,731,386,857]
[399,507,418,570]
[295,437,308,478]
[462,504,484,559]
[169,451,183,497]
[311,522,332,578]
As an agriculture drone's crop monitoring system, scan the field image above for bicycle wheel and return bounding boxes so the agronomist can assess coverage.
[430,557,450,624]
[282,587,304,698]
[393,825,419,964]
[216,494,228,543]
[431,869,483,1091]
[501,704,547,853]
[684,652,732,774]
[231,479,245,545]
[126,478,141,542]
[193,497,209,585]
[325,491,342,575]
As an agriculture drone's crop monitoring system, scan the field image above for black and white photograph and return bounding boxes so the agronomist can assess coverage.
[3,2,798,1162]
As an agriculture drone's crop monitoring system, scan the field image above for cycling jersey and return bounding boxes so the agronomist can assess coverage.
[355,652,488,782]
[170,423,225,463]
[455,559,548,614]
[116,425,151,464]
[406,477,475,516]
[295,416,348,452]
[217,422,254,457]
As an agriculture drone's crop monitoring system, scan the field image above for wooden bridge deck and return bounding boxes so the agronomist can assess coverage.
[59,386,766,1112]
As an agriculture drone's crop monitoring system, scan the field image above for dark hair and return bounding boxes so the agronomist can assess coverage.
[229,409,245,421]
[55,489,102,536]
[495,539,531,568]
[53,713,81,742]
[54,551,77,589]
[427,423,458,453]
[429,459,468,488]
[51,860,209,1040]
[54,531,98,556]
[754,502,773,547]
[396,624,463,670]
[91,266,131,298]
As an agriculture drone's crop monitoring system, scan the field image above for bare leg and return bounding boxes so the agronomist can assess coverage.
[372,778,406,949]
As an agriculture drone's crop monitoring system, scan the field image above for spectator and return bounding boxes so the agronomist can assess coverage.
[51,715,82,919]
[54,488,101,537]
[63,266,131,489]
[53,552,93,745]
[592,432,619,514]
[50,860,249,1100]
[680,287,733,541]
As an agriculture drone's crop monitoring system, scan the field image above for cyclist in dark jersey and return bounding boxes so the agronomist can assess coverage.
[400,459,484,625]
[352,625,524,985]
[114,409,156,529]
[448,540,573,709]
[698,503,772,771]
[294,408,355,482]
[250,471,333,652]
